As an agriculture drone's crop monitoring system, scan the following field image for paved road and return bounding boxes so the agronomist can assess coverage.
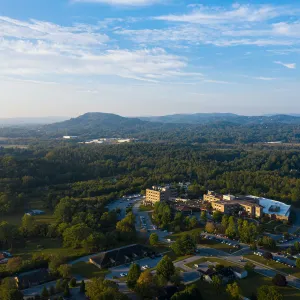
[132,201,170,241]
[106,196,142,220]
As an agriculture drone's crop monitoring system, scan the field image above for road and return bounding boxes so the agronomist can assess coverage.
[132,200,170,241]
[106,196,142,220]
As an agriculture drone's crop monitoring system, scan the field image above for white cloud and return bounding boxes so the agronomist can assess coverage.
[116,3,300,48]
[274,61,296,69]
[0,16,203,83]
[204,79,233,84]
[0,36,196,82]
[0,16,108,46]
[72,0,160,6]
[272,22,300,37]
[253,76,277,81]
[154,4,295,24]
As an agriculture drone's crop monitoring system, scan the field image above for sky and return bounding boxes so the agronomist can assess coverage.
[0,0,299,118]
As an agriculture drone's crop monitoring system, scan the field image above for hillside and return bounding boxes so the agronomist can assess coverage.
[140,113,300,125]
[3,112,300,144]
[43,112,158,138]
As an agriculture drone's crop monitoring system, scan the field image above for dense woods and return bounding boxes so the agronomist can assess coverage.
[1,143,300,214]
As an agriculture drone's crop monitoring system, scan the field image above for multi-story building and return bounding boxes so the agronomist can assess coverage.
[145,186,177,205]
[203,190,223,202]
[204,191,285,219]
[211,201,240,214]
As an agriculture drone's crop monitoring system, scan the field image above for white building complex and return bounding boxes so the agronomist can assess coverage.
[247,196,291,221]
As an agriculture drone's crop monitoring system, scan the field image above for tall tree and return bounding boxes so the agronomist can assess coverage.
[149,233,159,246]
[127,263,141,290]
[226,282,241,300]
[156,255,175,281]
[257,286,282,300]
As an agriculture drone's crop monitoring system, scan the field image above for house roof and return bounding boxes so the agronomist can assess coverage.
[15,268,51,288]
[90,244,151,268]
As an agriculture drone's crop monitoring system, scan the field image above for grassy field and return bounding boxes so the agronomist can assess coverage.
[245,254,300,278]
[192,258,300,300]
[168,228,203,240]
[71,262,109,279]
[194,280,228,300]
[199,239,236,253]
[139,205,154,212]
[12,238,87,261]
[148,242,171,253]
[261,220,281,233]
[239,272,300,300]
[1,211,55,226]
[275,224,291,233]
[165,250,193,262]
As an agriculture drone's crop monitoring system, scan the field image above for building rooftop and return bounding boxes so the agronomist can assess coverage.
[247,196,291,217]
[90,244,151,269]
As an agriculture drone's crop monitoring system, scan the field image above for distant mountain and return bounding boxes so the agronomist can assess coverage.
[140,113,300,125]
[43,112,156,137]
[4,112,300,144]
[0,116,68,126]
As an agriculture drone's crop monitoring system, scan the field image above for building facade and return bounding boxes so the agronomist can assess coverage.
[204,191,272,219]
[145,186,177,204]
[203,190,223,202]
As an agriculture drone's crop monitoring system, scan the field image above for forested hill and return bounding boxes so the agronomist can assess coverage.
[43,112,152,136]
[140,113,300,125]
[39,112,300,143]
[3,112,300,144]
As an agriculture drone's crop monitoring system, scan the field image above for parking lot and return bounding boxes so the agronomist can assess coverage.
[106,195,170,242]
[253,250,297,268]
[105,256,163,280]
[200,233,245,253]
[106,194,143,220]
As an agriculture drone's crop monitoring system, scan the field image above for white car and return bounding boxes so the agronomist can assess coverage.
[141,265,149,270]
[120,273,127,277]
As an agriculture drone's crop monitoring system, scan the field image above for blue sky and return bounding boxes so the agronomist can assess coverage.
[0,0,299,117]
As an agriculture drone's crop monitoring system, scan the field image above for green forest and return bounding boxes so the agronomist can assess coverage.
[2,143,300,216]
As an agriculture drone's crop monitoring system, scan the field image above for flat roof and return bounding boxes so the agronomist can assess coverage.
[247,196,291,217]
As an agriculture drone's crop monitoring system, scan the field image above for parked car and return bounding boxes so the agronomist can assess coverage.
[141,265,149,270]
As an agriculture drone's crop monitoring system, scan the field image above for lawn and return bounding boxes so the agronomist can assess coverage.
[139,205,154,212]
[192,260,300,300]
[198,239,236,254]
[71,262,109,279]
[275,224,291,233]
[168,228,203,240]
[2,211,55,226]
[239,272,300,300]
[245,254,300,278]
[166,250,193,262]
[194,280,228,300]
[148,242,171,253]
[261,220,281,233]
[12,238,87,261]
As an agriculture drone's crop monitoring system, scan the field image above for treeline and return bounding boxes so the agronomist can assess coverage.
[2,144,300,215]
[3,119,300,144]
[0,198,136,278]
